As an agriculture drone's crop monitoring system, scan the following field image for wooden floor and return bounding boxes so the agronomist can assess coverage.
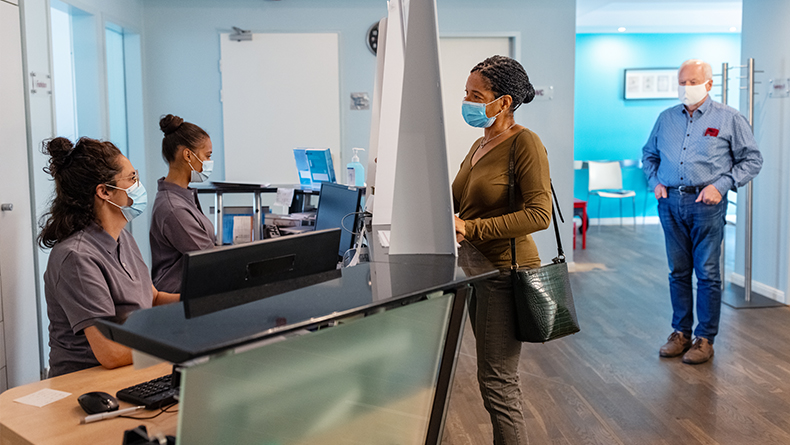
[441,224,790,445]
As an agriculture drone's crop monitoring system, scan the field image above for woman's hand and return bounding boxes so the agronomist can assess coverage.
[152,285,180,306]
[454,216,466,242]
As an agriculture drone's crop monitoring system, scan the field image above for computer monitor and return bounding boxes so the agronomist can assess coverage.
[314,183,364,258]
[180,228,342,318]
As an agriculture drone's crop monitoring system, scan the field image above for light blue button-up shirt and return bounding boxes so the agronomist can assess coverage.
[641,96,763,195]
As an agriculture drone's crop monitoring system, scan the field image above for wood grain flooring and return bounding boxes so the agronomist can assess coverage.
[441,224,790,445]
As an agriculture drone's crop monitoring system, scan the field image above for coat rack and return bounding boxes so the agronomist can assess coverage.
[719,58,784,308]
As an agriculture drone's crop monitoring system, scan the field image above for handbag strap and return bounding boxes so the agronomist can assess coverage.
[508,137,565,270]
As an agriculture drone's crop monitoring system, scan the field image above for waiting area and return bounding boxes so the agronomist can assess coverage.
[441,224,790,444]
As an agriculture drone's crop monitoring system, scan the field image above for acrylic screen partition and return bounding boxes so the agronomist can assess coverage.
[176,292,454,445]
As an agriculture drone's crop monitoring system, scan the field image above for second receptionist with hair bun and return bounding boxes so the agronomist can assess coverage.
[149,114,216,293]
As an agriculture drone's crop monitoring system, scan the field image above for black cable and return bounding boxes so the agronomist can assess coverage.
[119,402,179,420]
[340,211,370,236]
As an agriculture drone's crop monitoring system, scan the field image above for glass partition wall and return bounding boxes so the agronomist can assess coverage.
[177,292,456,445]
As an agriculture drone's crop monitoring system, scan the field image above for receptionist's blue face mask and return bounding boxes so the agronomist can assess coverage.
[461,96,503,128]
[188,150,214,183]
[105,180,148,222]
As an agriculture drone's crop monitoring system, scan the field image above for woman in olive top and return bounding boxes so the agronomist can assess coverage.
[451,56,552,445]
[40,137,179,377]
[149,115,216,293]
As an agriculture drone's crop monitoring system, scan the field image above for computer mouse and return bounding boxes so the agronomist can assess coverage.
[78,391,119,414]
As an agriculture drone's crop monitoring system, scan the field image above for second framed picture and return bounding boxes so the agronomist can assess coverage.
[624,68,678,100]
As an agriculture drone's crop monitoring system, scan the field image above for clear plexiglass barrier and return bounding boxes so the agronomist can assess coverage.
[176,292,454,444]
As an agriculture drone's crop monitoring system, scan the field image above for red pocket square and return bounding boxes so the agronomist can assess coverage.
[704,127,719,137]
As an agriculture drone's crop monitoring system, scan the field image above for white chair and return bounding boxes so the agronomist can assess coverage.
[587,161,637,229]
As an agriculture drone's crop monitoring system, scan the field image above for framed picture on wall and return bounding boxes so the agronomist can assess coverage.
[624,68,678,100]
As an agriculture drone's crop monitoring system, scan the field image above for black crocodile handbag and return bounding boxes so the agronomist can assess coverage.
[507,140,580,343]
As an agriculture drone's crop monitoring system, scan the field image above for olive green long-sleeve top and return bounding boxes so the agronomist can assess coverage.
[452,128,552,270]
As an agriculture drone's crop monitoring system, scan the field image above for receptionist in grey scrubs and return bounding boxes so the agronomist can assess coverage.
[149,115,216,293]
[39,137,179,377]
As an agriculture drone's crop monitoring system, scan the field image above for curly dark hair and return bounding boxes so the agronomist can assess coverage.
[38,137,123,248]
[471,55,535,112]
[159,114,210,164]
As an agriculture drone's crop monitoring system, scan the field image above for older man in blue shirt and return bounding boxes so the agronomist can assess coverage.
[642,59,762,364]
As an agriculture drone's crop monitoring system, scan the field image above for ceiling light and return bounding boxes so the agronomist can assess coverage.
[618,27,626,32]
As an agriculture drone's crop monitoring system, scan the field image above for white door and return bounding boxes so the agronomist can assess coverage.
[0,1,42,389]
[439,37,512,180]
[220,33,341,185]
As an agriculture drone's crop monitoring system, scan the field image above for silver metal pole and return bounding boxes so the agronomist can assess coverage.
[216,192,224,246]
[253,192,261,241]
[720,63,728,291]
[744,58,755,301]
[721,62,728,105]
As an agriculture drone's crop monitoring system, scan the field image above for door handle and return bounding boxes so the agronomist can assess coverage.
[1,203,13,211]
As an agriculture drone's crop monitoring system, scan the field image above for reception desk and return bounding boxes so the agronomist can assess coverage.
[1,241,496,445]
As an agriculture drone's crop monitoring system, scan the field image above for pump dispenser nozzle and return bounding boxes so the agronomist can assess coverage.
[351,147,365,163]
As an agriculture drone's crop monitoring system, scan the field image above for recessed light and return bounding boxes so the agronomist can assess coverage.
[618,27,626,32]
[729,27,737,32]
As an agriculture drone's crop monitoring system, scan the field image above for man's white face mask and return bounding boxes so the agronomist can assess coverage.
[678,81,710,106]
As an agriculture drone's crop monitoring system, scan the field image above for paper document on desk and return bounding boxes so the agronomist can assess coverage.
[233,216,253,244]
[275,188,295,208]
[378,230,390,247]
[14,388,71,407]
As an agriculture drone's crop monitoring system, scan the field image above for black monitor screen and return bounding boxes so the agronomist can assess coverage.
[180,228,342,318]
[314,183,363,257]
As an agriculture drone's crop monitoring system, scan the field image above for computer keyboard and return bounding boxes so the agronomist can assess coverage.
[116,374,179,410]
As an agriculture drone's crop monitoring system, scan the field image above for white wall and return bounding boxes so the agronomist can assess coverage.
[738,0,790,303]
[1,0,40,388]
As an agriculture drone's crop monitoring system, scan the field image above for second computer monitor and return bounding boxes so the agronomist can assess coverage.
[314,182,364,258]
[180,228,342,318]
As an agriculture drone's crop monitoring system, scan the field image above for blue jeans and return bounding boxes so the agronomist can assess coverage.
[657,189,727,343]
[469,272,527,445]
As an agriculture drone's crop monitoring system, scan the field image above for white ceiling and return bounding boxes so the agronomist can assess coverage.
[576,0,742,34]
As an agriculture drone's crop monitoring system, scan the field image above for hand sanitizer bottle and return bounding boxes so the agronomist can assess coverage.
[346,148,366,187]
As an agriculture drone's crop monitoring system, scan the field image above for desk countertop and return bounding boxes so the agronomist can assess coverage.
[193,182,321,193]
[97,241,496,364]
[0,363,176,445]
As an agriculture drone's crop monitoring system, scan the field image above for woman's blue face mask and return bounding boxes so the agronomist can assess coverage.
[104,180,148,222]
[461,96,503,128]
[188,149,214,183]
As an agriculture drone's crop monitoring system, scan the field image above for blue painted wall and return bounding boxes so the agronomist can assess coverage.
[574,33,741,220]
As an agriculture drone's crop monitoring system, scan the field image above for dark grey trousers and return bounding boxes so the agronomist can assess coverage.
[469,272,528,445]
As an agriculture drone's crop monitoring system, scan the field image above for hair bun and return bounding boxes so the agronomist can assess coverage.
[159,114,184,135]
[42,137,75,176]
[523,82,536,104]
[45,137,74,158]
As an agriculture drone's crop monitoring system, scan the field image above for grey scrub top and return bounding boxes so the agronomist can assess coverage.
[149,178,215,293]
[44,223,153,377]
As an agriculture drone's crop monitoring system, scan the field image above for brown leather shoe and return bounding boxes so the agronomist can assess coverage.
[682,337,714,364]
[659,331,692,357]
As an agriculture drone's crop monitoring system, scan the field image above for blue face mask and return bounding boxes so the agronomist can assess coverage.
[461,96,503,128]
[188,150,214,183]
[105,180,148,222]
